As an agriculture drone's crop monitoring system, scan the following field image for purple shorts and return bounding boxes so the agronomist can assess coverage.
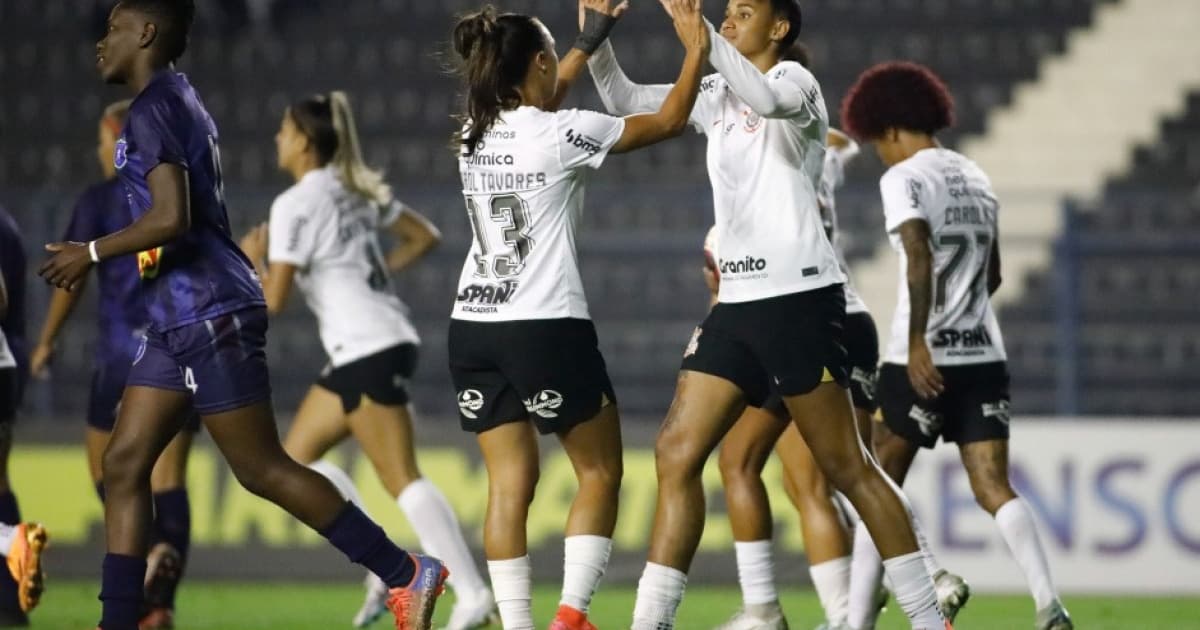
[127,308,272,416]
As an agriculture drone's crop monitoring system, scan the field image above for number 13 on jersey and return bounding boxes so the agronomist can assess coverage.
[465,194,535,279]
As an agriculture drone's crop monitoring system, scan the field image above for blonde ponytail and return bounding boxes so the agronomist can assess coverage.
[328,91,393,206]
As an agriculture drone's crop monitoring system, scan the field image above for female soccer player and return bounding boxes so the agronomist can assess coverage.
[589,2,947,628]
[237,91,496,630]
[0,221,47,624]
[40,2,446,628]
[840,61,1072,630]
[448,1,707,627]
[30,100,196,630]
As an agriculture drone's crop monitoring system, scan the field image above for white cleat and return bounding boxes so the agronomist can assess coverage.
[1036,601,1074,630]
[440,588,499,630]
[352,572,389,628]
[933,570,971,623]
[713,603,790,630]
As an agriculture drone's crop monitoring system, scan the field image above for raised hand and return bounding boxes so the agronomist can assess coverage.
[579,0,630,30]
[659,0,710,55]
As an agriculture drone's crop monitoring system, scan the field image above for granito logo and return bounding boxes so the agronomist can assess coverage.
[524,390,564,419]
[458,389,484,419]
[114,138,129,169]
[565,129,602,155]
[719,255,768,275]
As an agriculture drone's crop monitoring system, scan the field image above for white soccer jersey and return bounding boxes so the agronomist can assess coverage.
[268,167,420,367]
[881,148,1006,365]
[590,24,845,304]
[818,139,868,315]
[453,106,626,322]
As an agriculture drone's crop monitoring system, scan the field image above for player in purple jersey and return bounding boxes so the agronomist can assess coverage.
[29,101,197,629]
[38,2,447,629]
[0,209,49,626]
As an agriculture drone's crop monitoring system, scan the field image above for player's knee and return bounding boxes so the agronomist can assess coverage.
[575,456,622,494]
[717,441,753,483]
[654,435,706,485]
[489,461,539,508]
[102,439,154,490]
[970,476,1016,515]
[817,450,871,495]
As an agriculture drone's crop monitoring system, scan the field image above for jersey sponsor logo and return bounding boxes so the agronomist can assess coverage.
[931,325,994,350]
[982,400,1011,426]
[457,280,520,309]
[457,389,484,419]
[137,246,164,279]
[483,129,516,140]
[524,389,564,419]
[700,76,718,93]
[719,255,768,277]
[851,367,878,402]
[114,138,129,169]
[463,152,515,166]
[906,178,923,209]
[908,405,943,437]
[564,128,603,156]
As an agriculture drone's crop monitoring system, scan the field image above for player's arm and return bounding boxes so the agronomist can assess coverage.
[898,218,944,399]
[385,205,442,273]
[546,0,630,112]
[706,20,819,122]
[30,281,88,378]
[39,164,190,291]
[987,236,1002,295]
[610,0,709,153]
[238,223,295,316]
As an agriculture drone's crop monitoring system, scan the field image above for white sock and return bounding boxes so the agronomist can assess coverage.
[309,460,366,509]
[809,556,851,624]
[883,551,944,629]
[560,535,612,613]
[398,478,489,598]
[911,514,944,578]
[488,556,534,630]
[847,525,885,630]
[734,540,778,606]
[0,523,15,557]
[631,562,687,629]
[995,498,1060,611]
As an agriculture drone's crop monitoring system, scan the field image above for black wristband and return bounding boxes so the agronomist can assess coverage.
[573,8,619,55]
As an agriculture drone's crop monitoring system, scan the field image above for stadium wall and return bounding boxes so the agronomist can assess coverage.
[17,419,1199,594]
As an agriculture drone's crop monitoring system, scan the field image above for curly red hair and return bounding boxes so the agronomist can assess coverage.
[839,61,955,141]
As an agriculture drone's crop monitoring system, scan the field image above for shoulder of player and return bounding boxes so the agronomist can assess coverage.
[270,175,333,217]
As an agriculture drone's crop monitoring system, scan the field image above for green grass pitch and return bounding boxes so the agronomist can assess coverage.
[35,581,1200,629]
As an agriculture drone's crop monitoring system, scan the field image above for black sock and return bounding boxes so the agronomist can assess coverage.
[99,553,145,630]
[0,492,21,613]
[321,502,415,588]
[151,489,191,607]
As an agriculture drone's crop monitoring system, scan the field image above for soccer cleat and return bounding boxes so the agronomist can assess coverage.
[354,572,389,628]
[713,602,789,630]
[932,570,970,623]
[5,523,47,614]
[549,604,596,630]
[139,607,174,630]
[143,542,183,612]
[443,589,498,630]
[386,554,449,630]
[1036,602,1073,630]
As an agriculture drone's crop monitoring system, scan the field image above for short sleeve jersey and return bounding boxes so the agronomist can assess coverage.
[880,148,1006,365]
[268,167,419,366]
[116,70,264,331]
[453,106,625,321]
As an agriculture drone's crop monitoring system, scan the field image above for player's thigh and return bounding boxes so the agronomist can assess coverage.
[347,400,422,495]
[941,362,1012,447]
[85,426,111,484]
[719,400,787,479]
[477,419,540,500]
[556,401,622,483]
[656,370,747,479]
[776,421,829,506]
[449,319,531,436]
[106,386,193,480]
[283,385,351,464]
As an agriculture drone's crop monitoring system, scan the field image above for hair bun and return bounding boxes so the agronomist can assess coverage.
[453,7,499,59]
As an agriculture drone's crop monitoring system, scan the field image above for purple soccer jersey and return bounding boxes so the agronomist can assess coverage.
[0,206,28,367]
[115,70,263,331]
[63,179,146,365]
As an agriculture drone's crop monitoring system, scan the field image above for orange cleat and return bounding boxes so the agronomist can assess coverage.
[549,604,598,630]
[385,554,449,630]
[5,523,47,613]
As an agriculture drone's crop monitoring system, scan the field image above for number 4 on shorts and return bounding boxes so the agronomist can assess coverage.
[183,367,199,394]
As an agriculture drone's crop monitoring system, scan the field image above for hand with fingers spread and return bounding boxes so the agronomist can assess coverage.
[659,0,711,56]
[908,339,945,400]
[39,242,93,292]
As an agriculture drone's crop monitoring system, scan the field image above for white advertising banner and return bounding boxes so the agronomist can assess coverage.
[898,420,1200,594]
